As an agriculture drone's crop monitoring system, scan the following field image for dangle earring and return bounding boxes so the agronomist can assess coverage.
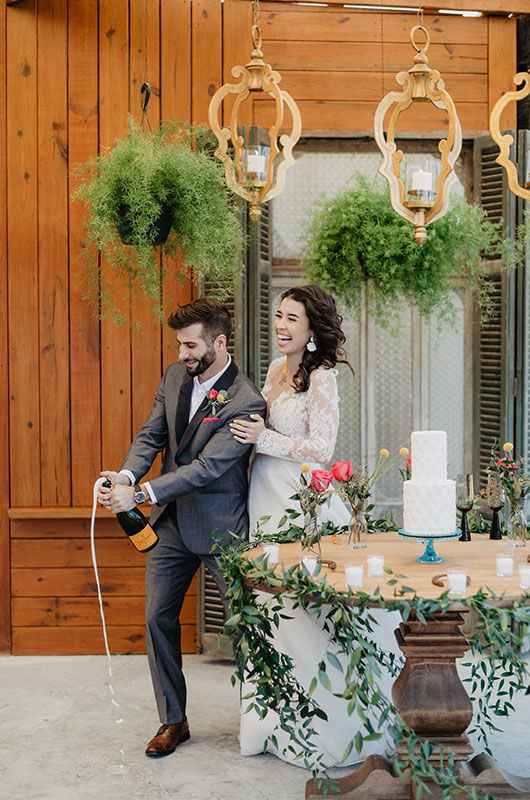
[306,336,316,352]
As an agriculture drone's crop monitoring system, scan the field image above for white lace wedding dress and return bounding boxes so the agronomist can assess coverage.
[240,357,402,768]
[248,357,350,536]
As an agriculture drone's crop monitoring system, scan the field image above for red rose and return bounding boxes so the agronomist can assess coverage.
[497,457,516,475]
[208,389,218,400]
[311,469,333,492]
[405,454,412,468]
[330,460,353,482]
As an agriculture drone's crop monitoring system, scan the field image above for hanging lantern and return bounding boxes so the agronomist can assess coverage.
[208,0,302,220]
[490,71,530,201]
[374,23,462,245]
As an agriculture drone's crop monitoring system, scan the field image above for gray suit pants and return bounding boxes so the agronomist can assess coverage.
[145,503,228,724]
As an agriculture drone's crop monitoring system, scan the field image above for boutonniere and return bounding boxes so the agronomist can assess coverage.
[202,388,232,414]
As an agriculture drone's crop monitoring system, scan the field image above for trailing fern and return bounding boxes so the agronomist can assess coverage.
[73,119,243,326]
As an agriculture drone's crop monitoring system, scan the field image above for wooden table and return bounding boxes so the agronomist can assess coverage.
[243,532,530,800]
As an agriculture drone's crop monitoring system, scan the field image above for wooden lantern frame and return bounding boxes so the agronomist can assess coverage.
[374,24,462,245]
[490,71,530,201]
[208,19,301,220]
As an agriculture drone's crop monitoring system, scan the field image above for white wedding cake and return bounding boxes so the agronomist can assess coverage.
[403,431,456,536]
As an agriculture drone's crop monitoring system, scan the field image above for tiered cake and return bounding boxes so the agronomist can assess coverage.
[403,431,456,536]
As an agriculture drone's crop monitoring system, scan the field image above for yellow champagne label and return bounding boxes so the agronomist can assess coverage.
[129,524,158,552]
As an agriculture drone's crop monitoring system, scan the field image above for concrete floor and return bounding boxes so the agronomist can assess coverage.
[1,653,530,800]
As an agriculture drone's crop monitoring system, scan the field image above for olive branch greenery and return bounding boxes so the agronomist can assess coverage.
[301,176,505,333]
[218,539,529,798]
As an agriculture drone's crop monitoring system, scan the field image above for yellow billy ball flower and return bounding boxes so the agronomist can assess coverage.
[379,448,389,459]
[300,463,311,473]
[399,447,409,456]
[502,442,514,453]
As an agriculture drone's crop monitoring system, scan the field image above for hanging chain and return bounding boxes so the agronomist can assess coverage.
[140,0,152,131]
[251,0,262,51]
[380,0,384,103]
[417,3,424,24]
[253,0,260,27]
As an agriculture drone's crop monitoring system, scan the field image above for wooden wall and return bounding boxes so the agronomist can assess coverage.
[0,0,517,655]
[224,1,516,135]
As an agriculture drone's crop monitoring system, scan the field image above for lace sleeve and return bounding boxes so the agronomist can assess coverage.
[256,368,340,463]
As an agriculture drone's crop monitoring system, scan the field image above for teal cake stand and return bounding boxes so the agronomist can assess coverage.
[398,529,461,563]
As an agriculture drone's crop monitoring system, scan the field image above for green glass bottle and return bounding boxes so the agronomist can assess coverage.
[102,479,158,553]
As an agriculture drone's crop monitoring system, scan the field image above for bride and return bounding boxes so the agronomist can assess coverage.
[230,283,351,535]
[230,285,401,768]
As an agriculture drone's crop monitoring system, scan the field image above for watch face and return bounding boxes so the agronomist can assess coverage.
[134,488,147,504]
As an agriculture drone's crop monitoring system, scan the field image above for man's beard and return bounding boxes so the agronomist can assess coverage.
[184,346,216,377]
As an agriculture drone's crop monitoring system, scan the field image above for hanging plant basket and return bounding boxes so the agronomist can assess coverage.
[302,176,506,330]
[72,118,244,326]
[115,202,174,246]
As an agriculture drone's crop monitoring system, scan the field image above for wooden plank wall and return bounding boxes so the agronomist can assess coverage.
[0,0,517,655]
[224,1,516,136]
[3,0,199,656]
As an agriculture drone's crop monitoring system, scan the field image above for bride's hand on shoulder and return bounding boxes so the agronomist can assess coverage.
[229,413,265,444]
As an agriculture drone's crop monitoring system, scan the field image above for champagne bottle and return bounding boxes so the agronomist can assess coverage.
[102,479,159,553]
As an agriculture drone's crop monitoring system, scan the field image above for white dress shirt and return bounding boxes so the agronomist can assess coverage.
[120,354,232,504]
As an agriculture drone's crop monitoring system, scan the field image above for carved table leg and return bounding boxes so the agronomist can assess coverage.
[306,610,530,800]
[392,610,474,765]
[307,610,473,800]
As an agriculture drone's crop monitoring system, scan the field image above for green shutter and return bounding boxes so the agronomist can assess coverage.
[516,130,530,466]
[473,134,516,487]
[247,126,272,390]
[197,127,271,656]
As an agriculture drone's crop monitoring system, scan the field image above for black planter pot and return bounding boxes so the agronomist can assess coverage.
[115,203,173,245]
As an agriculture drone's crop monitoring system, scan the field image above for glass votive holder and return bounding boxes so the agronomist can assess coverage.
[447,567,467,596]
[366,554,385,577]
[345,564,364,589]
[299,552,318,575]
[518,563,530,589]
[496,551,514,577]
[262,543,279,565]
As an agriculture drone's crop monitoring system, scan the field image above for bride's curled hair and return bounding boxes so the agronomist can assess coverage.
[281,284,353,393]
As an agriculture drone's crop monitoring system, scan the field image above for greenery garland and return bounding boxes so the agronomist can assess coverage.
[219,538,529,798]
[72,118,243,327]
[301,177,504,331]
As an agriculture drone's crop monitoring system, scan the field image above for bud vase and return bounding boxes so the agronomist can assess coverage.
[507,501,528,547]
[301,519,322,558]
[348,498,367,549]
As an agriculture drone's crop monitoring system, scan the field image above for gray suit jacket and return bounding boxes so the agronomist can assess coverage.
[120,360,267,554]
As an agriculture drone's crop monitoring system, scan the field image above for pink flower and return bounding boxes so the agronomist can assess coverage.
[405,454,412,468]
[310,469,333,492]
[209,389,218,400]
[497,457,516,475]
[330,460,353,482]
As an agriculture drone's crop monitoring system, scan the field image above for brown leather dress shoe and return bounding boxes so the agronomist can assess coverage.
[145,721,190,757]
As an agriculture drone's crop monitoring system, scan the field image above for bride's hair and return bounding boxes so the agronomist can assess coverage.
[280,284,354,393]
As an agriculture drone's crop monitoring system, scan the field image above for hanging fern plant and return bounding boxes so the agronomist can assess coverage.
[72,118,243,326]
[302,177,505,329]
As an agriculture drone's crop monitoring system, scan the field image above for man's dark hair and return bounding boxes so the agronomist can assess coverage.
[168,298,232,345]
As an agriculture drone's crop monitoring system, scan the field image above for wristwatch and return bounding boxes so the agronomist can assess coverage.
[133,485,147,505]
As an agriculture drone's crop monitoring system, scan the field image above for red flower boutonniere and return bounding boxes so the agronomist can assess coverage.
[202,388,232,415]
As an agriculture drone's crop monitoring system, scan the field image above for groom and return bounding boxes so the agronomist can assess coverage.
[98,298,266,756]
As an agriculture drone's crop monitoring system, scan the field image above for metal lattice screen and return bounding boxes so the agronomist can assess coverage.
[270,148,469,523]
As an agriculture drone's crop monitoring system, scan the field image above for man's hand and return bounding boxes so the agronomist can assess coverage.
[97,470,132,510]
[106,484,136,514]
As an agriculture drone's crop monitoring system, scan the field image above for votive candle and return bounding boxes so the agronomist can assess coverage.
[496,552,514,577]
[345,564,363,589]
[447,568,467,596]
[366,554,385,577]
[262,543,279,565]
[300,553,318,575]
[518,563,530,589]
